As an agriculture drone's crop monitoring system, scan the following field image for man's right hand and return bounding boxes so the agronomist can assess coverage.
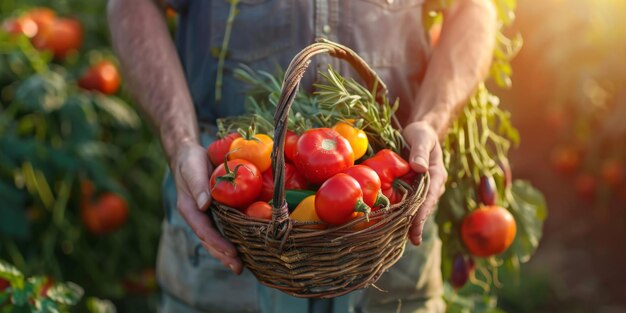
[171,141,243,275]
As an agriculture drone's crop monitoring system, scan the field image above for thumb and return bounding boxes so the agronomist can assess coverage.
[179,147,212,211]
[403,122,437,173]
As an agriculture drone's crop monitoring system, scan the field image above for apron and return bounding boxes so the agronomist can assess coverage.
[157,1,443,312]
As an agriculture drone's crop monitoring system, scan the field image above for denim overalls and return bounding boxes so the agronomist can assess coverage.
[157,1,444,312]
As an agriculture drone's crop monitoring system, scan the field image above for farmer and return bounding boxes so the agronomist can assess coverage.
[108,0,497,312]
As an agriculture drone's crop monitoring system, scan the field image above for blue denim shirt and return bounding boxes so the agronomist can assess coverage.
[167,0,431,125]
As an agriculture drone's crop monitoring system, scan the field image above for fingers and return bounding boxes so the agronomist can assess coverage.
[408,132,448,246]
[179,145,213,211]
[403,121,438,173]
[177,191,242,274]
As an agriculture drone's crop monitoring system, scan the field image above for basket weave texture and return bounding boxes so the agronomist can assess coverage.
[211,39,429,298]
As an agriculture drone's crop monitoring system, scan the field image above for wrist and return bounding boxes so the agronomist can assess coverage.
[408,112,450,139]
[161,126,199,169]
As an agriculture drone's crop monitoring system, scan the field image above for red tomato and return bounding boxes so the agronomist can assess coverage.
[81,192,129,235]
[284,130,299,162]
[0,278,9,291]
[461,206,517,257]
[78,60,121,94]
[40,277,54,297]
[32,17,82,60]
[207,133,241,166]
[210,159,262,210]
[478,175,497,206]
[343,165,384,209]
[294,128,354,185]
[315,173,370,225]
[575,173,596,201]
[601,159,624,187]
[259,163,309,201]
[362,149,410,190]
[551,146,581,176]
[245,201,272,220]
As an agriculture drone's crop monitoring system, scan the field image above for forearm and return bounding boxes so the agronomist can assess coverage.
[410,0,497,137]
[107,0,198,166]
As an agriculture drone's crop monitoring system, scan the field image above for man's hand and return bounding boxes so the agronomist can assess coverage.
[171,141,243,274]
[402,121,448,246]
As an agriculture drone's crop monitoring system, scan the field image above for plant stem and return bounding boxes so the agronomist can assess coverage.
[215,0,239,103]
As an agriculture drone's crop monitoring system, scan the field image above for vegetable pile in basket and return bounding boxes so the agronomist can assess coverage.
[206,65,428,231]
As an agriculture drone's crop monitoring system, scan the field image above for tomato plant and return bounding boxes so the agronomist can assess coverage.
[207,132,241,166]
[245,201,272,220]
[315,173,370,225]
[78,60,121,94]
[210,159,262,210]
[332,120,368,160]
[461,206,517,257]
[294,128,354,185]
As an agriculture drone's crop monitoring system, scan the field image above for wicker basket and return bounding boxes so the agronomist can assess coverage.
[211,39,429,298]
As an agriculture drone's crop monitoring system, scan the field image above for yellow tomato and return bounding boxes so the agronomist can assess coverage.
[290,195,326,230]
[228,134,273,172]
[332,121,368,160]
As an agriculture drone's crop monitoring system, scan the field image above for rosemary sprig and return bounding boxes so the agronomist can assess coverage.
[314,66,406,153]
[218,66,405,154]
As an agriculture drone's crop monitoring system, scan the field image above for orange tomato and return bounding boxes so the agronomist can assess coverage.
[78,60,121,94]
[290,195,325,229]
[25,7,56,32]
[229,134,273,172]
[32,18,82,60]
[332,120,368,160]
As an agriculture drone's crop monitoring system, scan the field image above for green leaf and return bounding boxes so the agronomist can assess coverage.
[47,282,83,306]
[11,284,31,306]
[0,260,23,281]
[58,94,98,144]
[15,72,67,112]
[506,180,548,262]
[35,298,61,313]
[86,297,116,313]
[92,94,140,128]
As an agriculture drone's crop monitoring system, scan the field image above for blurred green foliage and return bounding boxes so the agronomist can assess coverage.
[0,0,165,311]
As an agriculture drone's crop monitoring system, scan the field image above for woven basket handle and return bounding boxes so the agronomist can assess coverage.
[270,38,388,229]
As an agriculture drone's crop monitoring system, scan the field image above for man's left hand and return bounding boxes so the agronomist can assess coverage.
[402,121,448,246]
